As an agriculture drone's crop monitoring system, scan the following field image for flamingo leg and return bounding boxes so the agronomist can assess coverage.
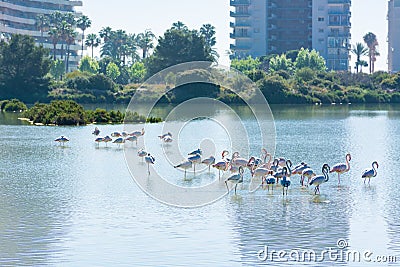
[219,170,221,180]
[368,178,371,185]
[147,163,150,175]
[225,181,229,192]
[234,184,237,195]
[193,164,196,175]
[338,173,341,186]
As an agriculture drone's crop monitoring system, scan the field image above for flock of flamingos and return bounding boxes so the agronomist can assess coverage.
[54,127,379,196]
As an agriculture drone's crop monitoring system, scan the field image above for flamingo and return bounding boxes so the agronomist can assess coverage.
[92,127,100,136]
[113,137,125,148]
[144,153,155,175]
[330,153,351,186]
[137,149,147,161]
[188,153,201,174]
[270,158,280,173]
[201,155,215,172]
[158,132,172,139]
[103,135,112,146]
[188,148,202,156]
[130,128,145,137]
[55,135,69,146]
[309,164,330,195]
[251,165,269,185]
[163,136,173,143]
[301,168,316,186]
[111,131,122,137]
[231,152,250,168]
[94,137,104,146]
[276,157,287,167]
[121,131,129,137]
[280,167,291,196]
[126,136,138,146]
[265,171,276,191]
[292,162,308,176]
[361,161,379,185]
[225,166,244,195]
[213,161,228,180]
[274,160,292,184]
[174,160,193,179]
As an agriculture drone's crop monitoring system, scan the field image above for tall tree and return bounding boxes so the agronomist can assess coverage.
[200,24,218,61]
[48,27,60,60]
[146,23,214,77]
[172,21,188,31]
[35,14,49,46]
[351,42,368,73]
[85,33,101,59]
[136,29,155,59]
[363,32,378,74]
[99,26,113,43]
[76,15,92,56]
[65,29,77,72]
[0,34,51,101]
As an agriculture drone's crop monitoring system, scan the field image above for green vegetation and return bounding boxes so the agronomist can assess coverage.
[0,99,27,112]
[22,100,162,125]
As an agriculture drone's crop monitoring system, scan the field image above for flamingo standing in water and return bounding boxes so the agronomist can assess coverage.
[158,132,172,139]
[212,150,230,179]
[55,135,69,146]
[94,137,104,146]
[174,160,193,179]
[330,153,351,186]
[188,148,202,156]
[130,128,145,137]
[280,167,291,196]
[163,136,173,143]
[103,135,112,147]
[137,149,147,161]
[126,135,138,146]
[225,166,244,195]
[201,155,215,172]
[188,153,201,174]
[111,132,122,137]
[145,153,155,175]
[301,168,316,186]
[274,160,292,184]
[265,171,276,191]
[309,164,330,195]
[361,161,379,185]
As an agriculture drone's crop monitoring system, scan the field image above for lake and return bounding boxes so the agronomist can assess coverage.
[0,104,399,266]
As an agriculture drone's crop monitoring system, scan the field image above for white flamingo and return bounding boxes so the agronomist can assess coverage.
[158,132,172,139]
[103,135,112,146]
[225,166,244,195]
[201,155,215,172]
[126,136,138,146]
[188,148,202,156]
[94,137,104,146]
[92,127,100,136]
[163,136,173,143]
[188,153,201,174]
[301,168,316,186]
[130,128,145,137]
[309,164,330,195]
[330,153,351,186]
[111,131,122,137]
[145,153,155,175]
[113,137,125,148]
[361,161,379,185]
[174,160,193,179]
[137,149,147,161]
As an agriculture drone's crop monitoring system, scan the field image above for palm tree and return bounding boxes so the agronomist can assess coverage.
[363,32,378,74]
[48,27,60,60]
[136,29,155,59]
[58,20,71,59]
[359,60,368,73]
[76,15,92,56]
[65,29,77,72]
[99,26,112,43]
[85,33,101,58]
[35,14,49,46]
[351,42,368,73]
[172,21,188,31]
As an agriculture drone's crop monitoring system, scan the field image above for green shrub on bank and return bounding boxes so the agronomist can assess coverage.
[0,99,27,112]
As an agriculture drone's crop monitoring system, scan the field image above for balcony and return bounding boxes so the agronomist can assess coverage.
[230,11,250,17]
[328,10,351,15]
[230,0,250,6]
[230,21,251,28]
[230,32,250,39]
[328,0,351,4]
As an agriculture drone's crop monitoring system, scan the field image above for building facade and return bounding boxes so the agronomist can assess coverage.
[0,0,83,70]
[388,0,400,73]
[230,0,351,71]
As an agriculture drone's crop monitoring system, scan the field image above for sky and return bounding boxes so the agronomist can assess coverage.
[79,0,388,71]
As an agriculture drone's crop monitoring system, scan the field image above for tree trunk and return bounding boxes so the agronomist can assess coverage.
[81,31,85,56]
[53,43,57,60]
[65,45,70,73]
[91,46,94,59]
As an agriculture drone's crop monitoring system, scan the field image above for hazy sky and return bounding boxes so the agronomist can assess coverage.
[79,0,388,71]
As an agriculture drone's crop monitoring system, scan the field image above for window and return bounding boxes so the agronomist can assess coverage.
[254,28,260,33]
[319,28,324,33]
[318,17,324,22]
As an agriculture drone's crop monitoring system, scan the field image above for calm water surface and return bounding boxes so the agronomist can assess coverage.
[0,104,399,266]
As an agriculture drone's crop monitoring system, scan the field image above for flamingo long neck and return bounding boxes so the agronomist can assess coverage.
[285,161,291,177]
[346,155,351,171]
[265,154,272,169]
[323,167,329,182]
[372,163,378,177]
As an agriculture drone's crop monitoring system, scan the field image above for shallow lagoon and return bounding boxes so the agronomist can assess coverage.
[0,104,399,266]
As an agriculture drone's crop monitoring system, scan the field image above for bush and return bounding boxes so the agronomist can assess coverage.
[0,99,27,112]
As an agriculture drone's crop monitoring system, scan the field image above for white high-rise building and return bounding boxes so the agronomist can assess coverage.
[230,0,351,71]
[388,0,400,73]
[0,0,84,70]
